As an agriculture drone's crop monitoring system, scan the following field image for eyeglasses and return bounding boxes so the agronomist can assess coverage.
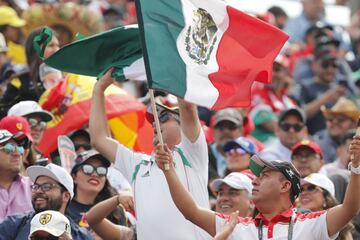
[225,148,247,156]
[321,60,338,69]
[81,164,107,177]
[279,122,304,132]
[300,184,322,193]
[158,111,179,124]
[326,116,348,123]
[31,183,61,192]
[0,143,24,155]
[30,235,59,240]
[28,118,47,130]
[215,121,239,131]
[74,143,92,151]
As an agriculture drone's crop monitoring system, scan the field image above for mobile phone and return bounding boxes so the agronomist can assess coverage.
[338,79,348,87]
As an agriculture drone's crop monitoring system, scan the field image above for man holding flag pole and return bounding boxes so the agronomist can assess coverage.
[89,69,211,240]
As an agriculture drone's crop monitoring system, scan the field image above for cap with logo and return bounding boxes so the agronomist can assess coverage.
[301,173,335,197]
[249,155,301,202]
[71,149,110,173]
[223,137,257,155]
[0,129,28,146]
[214,108,243,128]
[211,172,253,194]
[8,100,54,122]
[27,163,74,198]
[29,210,71,239]
[278,108,306,124]
[291,140,323,159]
[0,116,33,142]
[0,6,26,27]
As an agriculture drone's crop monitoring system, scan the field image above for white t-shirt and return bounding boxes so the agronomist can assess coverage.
[114,130,211,240]
[216,210,338,240]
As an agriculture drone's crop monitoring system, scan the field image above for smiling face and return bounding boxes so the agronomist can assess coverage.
[299,183,325,211]
[292,147,323,178]
[215,184,252,216]
[225,149,251,172]
[73,158,107,198]
[32,176,67,213]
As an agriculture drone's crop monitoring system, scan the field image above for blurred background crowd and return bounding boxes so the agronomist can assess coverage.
[1,0,360,239]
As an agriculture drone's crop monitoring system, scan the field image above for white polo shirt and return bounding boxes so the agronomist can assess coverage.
[114,130,211,240]
[216,208,338,240]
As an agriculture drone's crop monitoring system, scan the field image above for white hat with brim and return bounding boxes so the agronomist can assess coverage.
[301,173,335,197]
[8,100,54,122]
[211,172,253,194]
[27,163,74,198]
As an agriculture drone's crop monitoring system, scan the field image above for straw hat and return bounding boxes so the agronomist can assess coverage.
[22,3,104,42]
[321,97,360,121]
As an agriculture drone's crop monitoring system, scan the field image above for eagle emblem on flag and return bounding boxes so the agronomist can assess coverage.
[185,8,217,65]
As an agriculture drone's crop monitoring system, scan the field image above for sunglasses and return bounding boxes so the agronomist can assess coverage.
[158,111,179,124]
[31,183,61,192]
[225,148,247,155]
[74,143,92,151]
[28,118,47,130]
[81,164,107,177]
[321,61,338,69]
[279,122,304,132]
[301,184,321,193]
[215,121,239,131]
[326,116,348,123]
[0,143,24,155]
[30,235,59,240]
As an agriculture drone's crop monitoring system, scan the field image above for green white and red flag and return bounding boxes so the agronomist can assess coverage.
[135,0,289,109]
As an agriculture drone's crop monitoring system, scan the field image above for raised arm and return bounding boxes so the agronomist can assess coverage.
[155,144,216,236]
[326,135,360,236]
[86,192,134,240]
[177,98,201,143]
[89,69,119,162]
[214,211,239,240]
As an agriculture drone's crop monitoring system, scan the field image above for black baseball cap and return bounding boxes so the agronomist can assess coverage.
[71,149,110,173]
[278,108,306,124]
[249,155,301,202]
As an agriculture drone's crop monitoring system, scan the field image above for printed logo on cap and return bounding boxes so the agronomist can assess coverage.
[39,213,52,225]
[286,169,295,178]
[16,122,23,130]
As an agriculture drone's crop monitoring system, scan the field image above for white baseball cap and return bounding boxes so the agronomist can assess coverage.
[29,210,72,239]
[211,172,253,194]
[27,163,74,198]
[301,173,335,197]
[8,101,53,122]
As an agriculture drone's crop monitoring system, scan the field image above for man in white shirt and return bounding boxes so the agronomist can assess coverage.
[89,69,210,240]
[156,136,360,239]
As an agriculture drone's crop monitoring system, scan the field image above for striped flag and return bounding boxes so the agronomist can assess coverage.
[135,0,288,109]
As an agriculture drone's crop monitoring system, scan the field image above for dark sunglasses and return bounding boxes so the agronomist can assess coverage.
[158,111,179,124]
[0,143,24,155]
[326,116,348,123]
[279,122,304,132]
[215,121,239,131]
[301,184,321,193]
[30,235,59,240]
[81,164,107,177]
[321,61,338,69]
[28,118,47,130]
[74,143,92,151]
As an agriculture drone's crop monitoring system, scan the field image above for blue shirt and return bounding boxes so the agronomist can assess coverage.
[0,210,94,240]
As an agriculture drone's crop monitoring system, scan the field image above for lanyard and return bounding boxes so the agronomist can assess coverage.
[258,212,295,240]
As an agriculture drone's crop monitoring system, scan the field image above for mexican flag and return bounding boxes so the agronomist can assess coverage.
[135,0,289,109]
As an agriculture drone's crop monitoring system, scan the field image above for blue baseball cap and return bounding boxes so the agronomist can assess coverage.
[223,137,256,155]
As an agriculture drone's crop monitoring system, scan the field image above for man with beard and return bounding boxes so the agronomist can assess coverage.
[0,163,93,240]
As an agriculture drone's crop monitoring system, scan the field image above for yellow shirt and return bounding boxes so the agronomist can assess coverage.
[7,41,26,65]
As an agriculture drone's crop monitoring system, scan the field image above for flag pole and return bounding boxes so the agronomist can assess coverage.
[149,89,169,170]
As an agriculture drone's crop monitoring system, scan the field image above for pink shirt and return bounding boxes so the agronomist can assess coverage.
[0,175,33,222]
